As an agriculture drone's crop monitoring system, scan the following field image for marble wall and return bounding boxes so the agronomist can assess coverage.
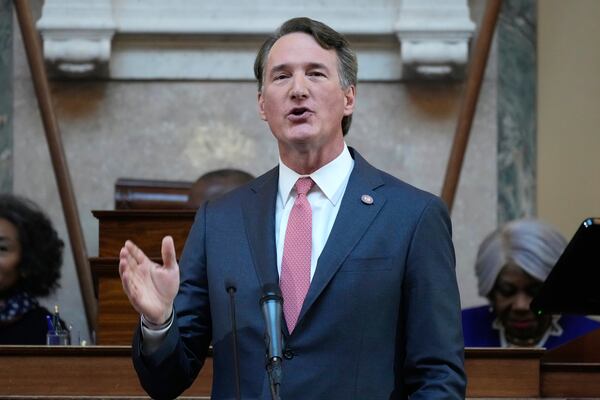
[11,2,498,342]
[0,0,12,192]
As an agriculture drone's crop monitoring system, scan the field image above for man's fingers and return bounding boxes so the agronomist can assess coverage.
[119,249,127,277]
[120,244,140,273]
[118,251,134,298]
[161,236,177,269]
[126,240,147,265]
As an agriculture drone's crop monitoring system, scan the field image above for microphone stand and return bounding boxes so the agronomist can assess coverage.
[266,355,282,400]
[226,283,241,400]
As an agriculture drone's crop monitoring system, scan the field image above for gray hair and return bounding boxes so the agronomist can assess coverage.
[253,17,358,136]
[475,219,568,297]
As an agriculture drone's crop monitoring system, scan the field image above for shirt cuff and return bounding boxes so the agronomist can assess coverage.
[140,310,174,355]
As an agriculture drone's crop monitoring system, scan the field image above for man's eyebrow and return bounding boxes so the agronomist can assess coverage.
[269,62,330,74]
[269,64,288,75]
[305,62,329,70]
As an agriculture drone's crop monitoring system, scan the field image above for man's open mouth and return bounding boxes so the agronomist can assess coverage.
[288,107,312,121]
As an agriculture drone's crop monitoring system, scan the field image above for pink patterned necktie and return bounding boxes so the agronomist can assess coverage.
[280,177,315,333]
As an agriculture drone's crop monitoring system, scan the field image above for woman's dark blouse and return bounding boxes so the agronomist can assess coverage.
[0,306,54,345]
[462,305,600,349]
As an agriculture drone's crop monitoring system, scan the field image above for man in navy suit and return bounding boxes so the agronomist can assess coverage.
[119,17,465,400]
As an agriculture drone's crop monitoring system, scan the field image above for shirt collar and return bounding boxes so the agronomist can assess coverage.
[278,144,354,207]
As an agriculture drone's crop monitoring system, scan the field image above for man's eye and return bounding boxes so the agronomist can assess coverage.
[308,71,325,77]
[274,74,288,81]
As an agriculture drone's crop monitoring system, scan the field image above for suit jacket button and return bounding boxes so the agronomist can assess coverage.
[283,349,294,360]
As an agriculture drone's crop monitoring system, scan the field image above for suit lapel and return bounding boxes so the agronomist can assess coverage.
[241,167,280,291]
[298,149,386,324]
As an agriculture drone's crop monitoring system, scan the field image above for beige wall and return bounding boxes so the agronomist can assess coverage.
[538,0,600,239]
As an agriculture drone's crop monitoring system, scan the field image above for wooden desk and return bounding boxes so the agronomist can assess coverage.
[540,328,600,397]
[0,346,546,398]
[466,348,542,397]
[0,345,211,398]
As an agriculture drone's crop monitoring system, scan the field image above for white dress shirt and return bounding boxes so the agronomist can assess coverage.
[276,144,354,280]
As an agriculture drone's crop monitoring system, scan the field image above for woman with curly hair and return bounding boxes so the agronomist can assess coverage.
[0,194,66,344]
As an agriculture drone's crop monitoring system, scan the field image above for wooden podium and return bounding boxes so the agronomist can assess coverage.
[91,209,195,345]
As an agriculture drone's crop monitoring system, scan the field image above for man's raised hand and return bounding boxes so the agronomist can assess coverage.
[119,236,180,325]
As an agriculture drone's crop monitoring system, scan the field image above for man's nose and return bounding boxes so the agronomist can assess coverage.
[290,75,308,99]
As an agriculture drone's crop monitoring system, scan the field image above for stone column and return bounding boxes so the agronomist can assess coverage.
[0,0,12,192]
[497,0,537,223]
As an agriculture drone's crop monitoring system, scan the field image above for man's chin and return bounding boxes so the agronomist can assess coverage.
[287,127,317,141]
[278,131,319,148]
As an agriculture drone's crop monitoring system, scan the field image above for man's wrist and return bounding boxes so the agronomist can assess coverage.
[141,309,174,331]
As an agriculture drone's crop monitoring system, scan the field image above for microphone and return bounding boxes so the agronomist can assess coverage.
[225,279,241,400]
[260,283,283,400]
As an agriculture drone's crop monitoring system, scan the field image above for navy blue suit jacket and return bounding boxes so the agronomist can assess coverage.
[132,148,466,399]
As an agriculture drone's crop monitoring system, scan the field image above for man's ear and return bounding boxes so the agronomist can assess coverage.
[258,91,267,121]
[343,85,356,116]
